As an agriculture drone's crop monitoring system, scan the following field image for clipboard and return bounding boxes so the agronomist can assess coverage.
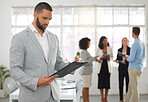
[116,60,126,64]
[103,53,111,57]
[49,61,88,78]
[118,52,126,57]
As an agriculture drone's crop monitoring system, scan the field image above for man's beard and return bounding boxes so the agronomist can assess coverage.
[36,17,47,32]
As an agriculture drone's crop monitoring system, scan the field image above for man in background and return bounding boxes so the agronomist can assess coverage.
[124,27,145,102]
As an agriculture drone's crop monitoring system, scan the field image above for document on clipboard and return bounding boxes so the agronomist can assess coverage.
[49,61,88,78]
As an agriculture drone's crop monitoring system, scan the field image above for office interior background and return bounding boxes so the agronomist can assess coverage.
[0,0,148,101]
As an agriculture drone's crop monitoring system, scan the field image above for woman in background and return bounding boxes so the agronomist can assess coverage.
[79,37,98,102]
[114,37,130,102]
[96,36,113,102]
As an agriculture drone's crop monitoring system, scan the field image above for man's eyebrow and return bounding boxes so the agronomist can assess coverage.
[42,17,52,20]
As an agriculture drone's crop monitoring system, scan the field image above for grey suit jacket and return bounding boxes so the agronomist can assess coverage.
[79,50,96,75]
[10,27,68,102]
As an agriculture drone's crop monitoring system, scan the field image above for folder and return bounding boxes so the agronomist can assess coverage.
[103,53,111,57]
[115,60,125,64]
[118,52,126,57]
[50,61,88,78]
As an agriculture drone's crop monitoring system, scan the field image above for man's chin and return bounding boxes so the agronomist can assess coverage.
[39,27,46,32]
[43,28,47,31]
[42,26,47,30]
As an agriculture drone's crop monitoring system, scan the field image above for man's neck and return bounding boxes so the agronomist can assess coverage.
[32,22,44,36]
[134,36,139,39]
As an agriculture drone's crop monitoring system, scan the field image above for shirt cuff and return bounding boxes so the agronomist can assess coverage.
[31,78,39,91]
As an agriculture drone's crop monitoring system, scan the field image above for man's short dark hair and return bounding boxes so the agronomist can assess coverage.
[34,2,53,13]
[132,27,140,36]
[79,37,91,50]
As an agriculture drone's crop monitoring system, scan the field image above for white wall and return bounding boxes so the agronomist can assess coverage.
[0,0,148,95]
[0,1,12,67]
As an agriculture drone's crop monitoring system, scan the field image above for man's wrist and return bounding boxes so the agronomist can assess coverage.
[37,79,40,87]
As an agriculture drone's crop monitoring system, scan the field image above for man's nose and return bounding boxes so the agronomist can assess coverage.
[45,19,49,25]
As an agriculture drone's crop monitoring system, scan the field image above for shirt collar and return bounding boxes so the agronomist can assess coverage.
[29,23,48,37]
[134,38,140,42]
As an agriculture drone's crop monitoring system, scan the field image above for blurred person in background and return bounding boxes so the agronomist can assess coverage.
[96,36,113,102]
[79,37,99,102]
[124,27,145,102]
[114,37,130,102]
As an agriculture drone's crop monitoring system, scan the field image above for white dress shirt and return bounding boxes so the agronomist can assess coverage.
[29,24,49,62]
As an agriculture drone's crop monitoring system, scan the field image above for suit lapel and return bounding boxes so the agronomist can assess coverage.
[46,33,51,64]
[26,27,48,63]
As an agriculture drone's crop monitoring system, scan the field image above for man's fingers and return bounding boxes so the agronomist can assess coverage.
[38,75,59,87]
[46,74,58,85]
[44,76,49,78]
[47,74,58,81]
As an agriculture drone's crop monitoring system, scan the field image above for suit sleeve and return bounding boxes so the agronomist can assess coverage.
[10,35,39,91]
[95,48,101,60]
[110,47,113,60]
[116,49,122,60]
[80,51,96,65]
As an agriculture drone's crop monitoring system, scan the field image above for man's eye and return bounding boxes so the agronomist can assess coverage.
[43,17,47,20]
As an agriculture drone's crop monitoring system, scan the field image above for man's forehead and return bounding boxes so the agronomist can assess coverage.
[41,9,52,13]
[38,9,52,16]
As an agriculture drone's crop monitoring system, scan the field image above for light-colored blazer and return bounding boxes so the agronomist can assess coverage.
[10,27,68,102]
[96,46,113,73]
[79,50,96,75]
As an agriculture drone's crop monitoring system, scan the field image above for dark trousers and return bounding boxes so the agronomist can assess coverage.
[119,69,129,101]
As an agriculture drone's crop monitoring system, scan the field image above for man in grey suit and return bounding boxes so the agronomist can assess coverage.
[10,2,78,102]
